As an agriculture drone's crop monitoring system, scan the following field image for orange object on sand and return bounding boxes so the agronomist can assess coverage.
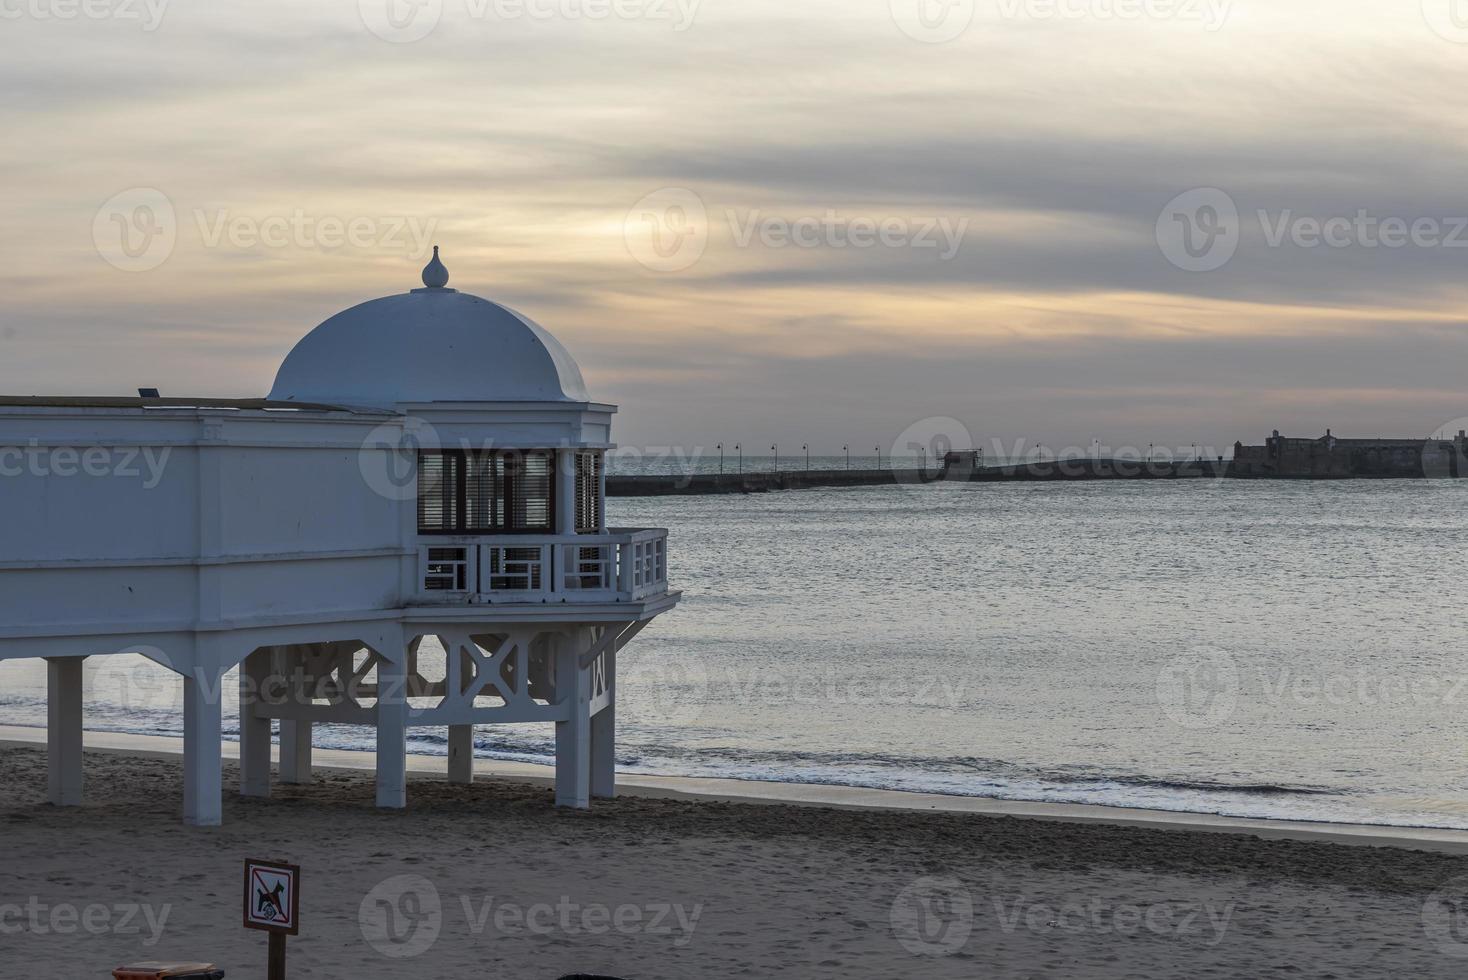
[112,964,224,980]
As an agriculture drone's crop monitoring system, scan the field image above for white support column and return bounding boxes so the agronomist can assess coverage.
[448,725,475,785]
[555,631,592,808]
[182,669,224,827]
[376,653,408,809]
[46,657,85,807]
[279,721,313,785]
[591,646,616,799]
[557,448,578,535]
[239,649,272,799]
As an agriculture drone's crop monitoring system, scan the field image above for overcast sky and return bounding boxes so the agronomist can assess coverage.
[2,0,1466,456]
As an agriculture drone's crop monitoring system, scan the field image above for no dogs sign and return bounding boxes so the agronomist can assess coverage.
[243,859,301,935]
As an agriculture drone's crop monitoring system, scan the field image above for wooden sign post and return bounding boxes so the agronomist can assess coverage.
[243,859,301,980]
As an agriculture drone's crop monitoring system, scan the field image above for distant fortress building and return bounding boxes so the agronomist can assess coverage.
[0,250,678,825]
[1231,429,1468,479]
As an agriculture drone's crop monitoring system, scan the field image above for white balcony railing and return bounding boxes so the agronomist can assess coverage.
[417,528,669,603]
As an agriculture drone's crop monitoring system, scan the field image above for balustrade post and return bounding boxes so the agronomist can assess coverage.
[617,539,634,596]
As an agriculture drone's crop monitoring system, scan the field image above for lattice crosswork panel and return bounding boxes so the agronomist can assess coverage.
[630,537,666,588]
[248,641,391,727]
[413,631,531,714]
[487,547,543,591]
[398,629,586,725]
[571,544,612,590]
[424,547,470,591]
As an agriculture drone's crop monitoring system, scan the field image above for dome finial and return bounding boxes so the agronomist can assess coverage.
[421,245,449,289]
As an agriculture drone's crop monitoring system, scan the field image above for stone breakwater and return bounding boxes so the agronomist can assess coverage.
[607,468,929,496]
[606,459,1229,496]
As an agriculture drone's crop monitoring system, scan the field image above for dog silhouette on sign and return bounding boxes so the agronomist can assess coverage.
[256,879,287,921]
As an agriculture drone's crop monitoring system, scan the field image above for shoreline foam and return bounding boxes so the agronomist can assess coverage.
[5,724,1468,854]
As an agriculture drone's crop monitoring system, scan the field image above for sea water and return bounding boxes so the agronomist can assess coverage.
[4,479,1467,829]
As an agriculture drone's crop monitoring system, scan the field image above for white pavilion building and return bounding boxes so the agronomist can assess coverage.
[0,250,678,825]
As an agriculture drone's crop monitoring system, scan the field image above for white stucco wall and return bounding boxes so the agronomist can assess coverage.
[0,407,409,663]
[0,399,631,666]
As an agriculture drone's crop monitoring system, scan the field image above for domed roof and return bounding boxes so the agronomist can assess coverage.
[269,249,589,410]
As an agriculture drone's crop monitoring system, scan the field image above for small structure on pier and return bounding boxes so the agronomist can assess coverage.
[0,250,678,825]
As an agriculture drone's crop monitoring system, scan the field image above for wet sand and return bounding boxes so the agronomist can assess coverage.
[4,744,1468,979]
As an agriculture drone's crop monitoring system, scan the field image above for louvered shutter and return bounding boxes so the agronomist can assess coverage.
[575,451,602,532]
[508,450,553,531]
[465,452,505,532]
[416,452,461,532]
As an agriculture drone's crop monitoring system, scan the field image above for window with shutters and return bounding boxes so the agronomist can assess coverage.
[506,450,552,531]
[417,450,554,534]
[465,451,504,531]
[416,451,461,532]
[574,451,603,533]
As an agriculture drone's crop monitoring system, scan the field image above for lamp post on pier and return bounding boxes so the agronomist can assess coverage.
[736,443,742,474]
[843,445,849,469]
[875,446,882,469]
[771,444,778,473]
[803,444,809,472]
[716,442,723,475]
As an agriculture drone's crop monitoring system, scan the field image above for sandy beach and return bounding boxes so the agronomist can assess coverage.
[5,742,1468,980]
